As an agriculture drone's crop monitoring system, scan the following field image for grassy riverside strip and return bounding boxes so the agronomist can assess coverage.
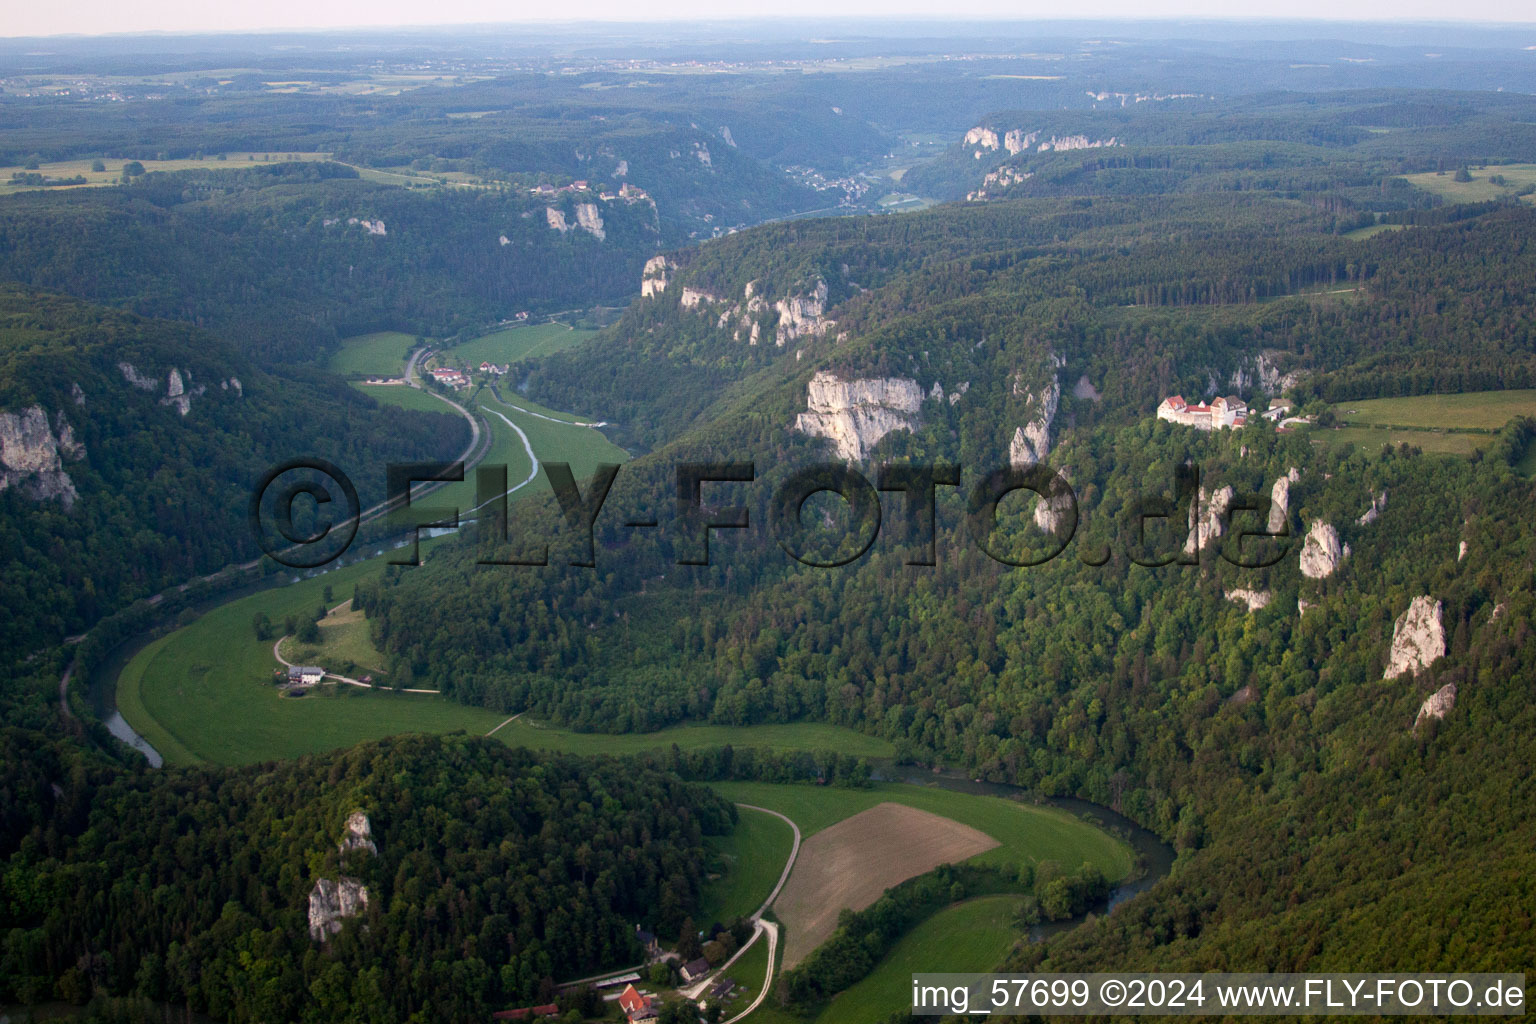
[708,780,1134,877]
[809,895,1021,1024]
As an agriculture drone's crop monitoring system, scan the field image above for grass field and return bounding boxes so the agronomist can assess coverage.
[777,803,999,966]
[446,323,597,366]
[495,719,893,759]
[1309,389,1536,458]
[699,806,798,925]
[351,382,461,415]
[118,547,511,766]
[1343,222,1408,240]
[707,781,1132,882]
[1402,164,1536,205]
[1314,426,1485,456]
[1332,389,1536,431]
[328,331,421,377]
[278,603,388,675]
[0,152,334,195]
[809,896,1021,1024]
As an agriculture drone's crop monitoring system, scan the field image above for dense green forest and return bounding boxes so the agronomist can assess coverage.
[3,39,1536,1022]
[904,91,1536,201]
[0,164,668,363]
[0,287,466,653]
[362,167,1536,996]
[0,731,735,1021]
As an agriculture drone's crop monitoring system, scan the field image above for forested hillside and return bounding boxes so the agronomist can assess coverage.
[904,91,1536,202]
[0,163,666,363]
[362,174,1536,989]
[0,732,736,1021]
[0,287,466,653]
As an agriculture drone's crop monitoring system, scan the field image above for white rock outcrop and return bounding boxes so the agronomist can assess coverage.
[164,368,190,416]
[1458,540,1468,561]
[1413,682,1457,732]
[1358,491,1388,525]
[964,126,1000,154]
[346,217,386,236]
[119,362,159,391]
[1008,375,1061,466]
[1384,596,1446,679]
[641,255,675,297]
[338,810,377,856]
[0,405,84,507]
[1184,484,1236,555]
[1267,476,1290,534]
[774,280,834,347]
[1003,129,1039,154]
[680,287,723,309]
[308,878,369,941]
[574,203,605,240]
[1038,134,1119,152]
[1226,588,1272,612]
[794,371,924,461]
[1033,466,1074,534]
[1299,521,1344,579]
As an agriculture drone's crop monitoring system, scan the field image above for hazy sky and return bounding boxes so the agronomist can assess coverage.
[10,0,1536,38]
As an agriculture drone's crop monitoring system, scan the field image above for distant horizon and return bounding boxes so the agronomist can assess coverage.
[8,9,1536,42]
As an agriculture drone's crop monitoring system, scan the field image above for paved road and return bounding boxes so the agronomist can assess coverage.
[681,803,802,1021]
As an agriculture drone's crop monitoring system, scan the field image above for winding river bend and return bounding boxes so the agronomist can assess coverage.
[870,766,1175,936]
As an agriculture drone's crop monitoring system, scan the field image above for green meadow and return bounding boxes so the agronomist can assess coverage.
[698,806,798,925]
[329,331,421,376]
[494,718,892,759]
[446,323,597,366]
[1332,389,1536,431]
[118,546,509,766]
[1310,389,1536,458]
[707,781,1134,879]
[809,896,1021,1024]
[1403,164,1536,205]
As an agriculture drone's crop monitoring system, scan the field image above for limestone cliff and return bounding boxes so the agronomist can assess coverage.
[1008,374,1061,466]
[1414,682,1457,732]
[0,405,84,508]
[1384,596,1445,679]
[1358,490,1388,525]
[641,255,675,297]
[546,205,605,240]
[794,371,924,461]
[338,810,378,857]
[680,287,723,309]
[774,280,834,347]
[1033,466,1074,534]
[1267,476,1290,535]
[307,878,369,941]
[1299,521,1344,579]
[1226,588,1272,612]
[1184,484,1235,555]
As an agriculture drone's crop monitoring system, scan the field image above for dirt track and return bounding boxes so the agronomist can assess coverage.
[774,801,998,967]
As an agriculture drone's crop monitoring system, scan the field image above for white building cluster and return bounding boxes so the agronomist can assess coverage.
[1156,394,1249,430]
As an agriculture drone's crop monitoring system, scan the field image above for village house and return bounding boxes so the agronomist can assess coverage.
[1156,394,1249,430]
[428,367,469,389]
[287,665,325,687]
[1261,398,1293,421]
[478,362,509,376]
[634,925,661,958]
[679,958,712,984]
[617,984,657,1022]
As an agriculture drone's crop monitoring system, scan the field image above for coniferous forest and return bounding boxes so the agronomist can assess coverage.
[2,19,1536,1024]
